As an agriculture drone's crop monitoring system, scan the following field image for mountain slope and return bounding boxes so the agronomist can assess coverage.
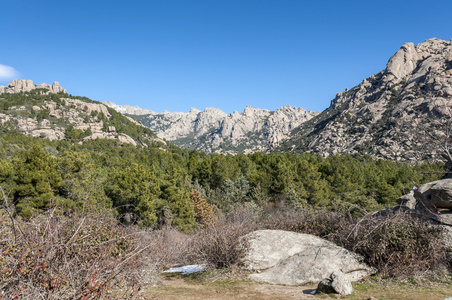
[104,102,319,154]
[0,80,166,148]
[279,38,452,163]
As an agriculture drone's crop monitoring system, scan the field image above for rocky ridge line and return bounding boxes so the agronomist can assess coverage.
[0,79,67,94]
[0,88,166,148]
[104,102,319,154]
[281,38,452,162]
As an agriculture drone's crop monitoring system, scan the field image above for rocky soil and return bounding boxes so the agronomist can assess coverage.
[152,276,452,300]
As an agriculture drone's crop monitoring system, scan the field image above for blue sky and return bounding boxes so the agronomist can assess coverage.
[1,0,451,113]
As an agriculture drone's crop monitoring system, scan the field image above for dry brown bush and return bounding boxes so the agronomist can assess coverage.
[184,207,260,269]
[270,209,451,278]
[189,190,217,226]
[335,212,450,277]
[151,205,451,279]
[143,227,191,269]
[0,208,152,299]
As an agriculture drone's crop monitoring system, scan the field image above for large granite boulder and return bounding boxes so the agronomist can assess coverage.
[415,179,452,211]
[242,230,376,286]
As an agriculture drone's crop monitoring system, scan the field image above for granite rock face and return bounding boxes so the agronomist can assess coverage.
[281,38,452,163]
[0,79,67,94]
[414,179,452,211]
[104,102,319,154]
[317,271,353,296]
[396,192,417,209]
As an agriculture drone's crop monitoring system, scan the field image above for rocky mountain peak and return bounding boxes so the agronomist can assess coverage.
[242,105,269,117]
[385,42,419,81]
[0,79,67,94]
[383,38,452,84]
[189,107,201,114]
[102,101,156,115]
[282,37,452,163]
[105,101,319,154]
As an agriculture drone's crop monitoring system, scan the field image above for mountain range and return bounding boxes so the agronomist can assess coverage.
[106,37,452,162]
[103,101,319,154]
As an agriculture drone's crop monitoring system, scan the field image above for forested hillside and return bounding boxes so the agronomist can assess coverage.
[0,90,445,230]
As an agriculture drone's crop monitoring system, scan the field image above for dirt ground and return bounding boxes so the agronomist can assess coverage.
[148,277,452,300]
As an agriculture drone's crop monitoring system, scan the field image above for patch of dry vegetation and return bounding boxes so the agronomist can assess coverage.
[181,205,451,278]
[0,201,450,299]
[279,210,450,277]
[0,209,151,299]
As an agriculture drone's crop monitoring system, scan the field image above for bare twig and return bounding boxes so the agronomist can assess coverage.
[0,184,17,243]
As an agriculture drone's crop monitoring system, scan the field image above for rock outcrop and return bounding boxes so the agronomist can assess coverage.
[0,79,67,94]
[372,191,417,216]
[316,271,353,296]
[373,179,452,251]
[415,179,452,211]
[396,192,417,209]
[0,92,163,148]
[281,38,452,163]
[242,230,376,286]
[414,180,452,251]
[104,102,319,154]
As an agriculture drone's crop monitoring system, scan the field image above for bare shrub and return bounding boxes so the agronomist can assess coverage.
[143,227,190,269]
[335,213,450,277]
[179,203,450,278]
[0,208,151,299]
[186,206,260,269]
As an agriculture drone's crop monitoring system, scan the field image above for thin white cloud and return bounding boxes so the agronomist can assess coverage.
[0,64,19,80]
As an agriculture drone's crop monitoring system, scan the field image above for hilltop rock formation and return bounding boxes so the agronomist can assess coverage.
[0,88,165,148]
[281,38,452,163]
[0,79,67,94]
[105,102,319,154]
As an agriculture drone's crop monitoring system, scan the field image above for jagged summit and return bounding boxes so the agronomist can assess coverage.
[281,37,452,162]
[0,79,67,94]
[102,101,156,115]
[104,101,319,154]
